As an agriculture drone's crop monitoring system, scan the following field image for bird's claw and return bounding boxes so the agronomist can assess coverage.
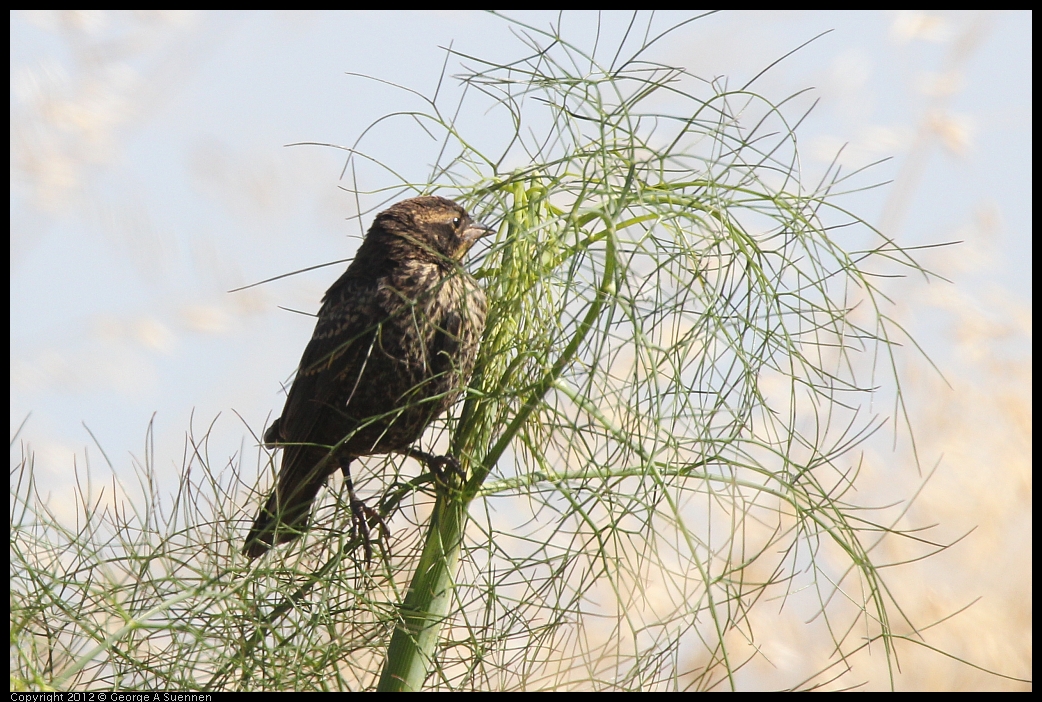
[427,454,465,485]
[402,448,467,490]
[348,495,389,563]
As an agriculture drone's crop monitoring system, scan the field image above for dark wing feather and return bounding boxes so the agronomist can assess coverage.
[273,275,383,447]
[244,274,382,557]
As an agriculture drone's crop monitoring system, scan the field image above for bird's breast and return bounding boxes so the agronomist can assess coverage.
[371,265,484,370]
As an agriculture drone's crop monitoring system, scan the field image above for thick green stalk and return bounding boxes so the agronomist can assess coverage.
[376,492,467,691]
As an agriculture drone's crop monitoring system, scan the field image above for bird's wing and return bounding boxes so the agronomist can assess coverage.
[245,276,386,557]
[271,274,383,450]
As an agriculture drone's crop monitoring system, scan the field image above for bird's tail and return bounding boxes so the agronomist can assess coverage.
[242,444,338,559]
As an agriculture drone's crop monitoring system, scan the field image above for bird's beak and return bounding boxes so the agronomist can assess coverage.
[455,221,493,259]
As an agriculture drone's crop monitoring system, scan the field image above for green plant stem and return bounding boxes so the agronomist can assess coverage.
[376,490,467,692]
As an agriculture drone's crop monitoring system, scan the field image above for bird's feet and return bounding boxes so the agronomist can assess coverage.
[347,492,389,563]
[404,449,467,490]
[340,458,389,563]
[428,454,464,484]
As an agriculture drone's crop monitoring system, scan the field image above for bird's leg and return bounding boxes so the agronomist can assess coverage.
[339,458,388,562]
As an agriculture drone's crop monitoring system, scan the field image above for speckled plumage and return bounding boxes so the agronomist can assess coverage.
[243,196,490,559]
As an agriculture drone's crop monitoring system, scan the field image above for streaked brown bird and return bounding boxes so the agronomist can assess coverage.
[243,196,490,560]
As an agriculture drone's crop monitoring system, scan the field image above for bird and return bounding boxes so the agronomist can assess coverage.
[243,196,491,560]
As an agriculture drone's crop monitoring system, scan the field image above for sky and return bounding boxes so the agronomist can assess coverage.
[9,11,1031,690]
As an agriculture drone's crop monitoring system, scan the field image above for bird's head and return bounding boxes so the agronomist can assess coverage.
[372,196,492,266]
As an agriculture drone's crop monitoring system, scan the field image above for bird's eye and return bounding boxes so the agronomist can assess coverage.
[452,217,462,228]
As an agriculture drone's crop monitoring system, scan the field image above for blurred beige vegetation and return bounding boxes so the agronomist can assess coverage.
[871,253,1030,690]
[754,268,1029,690]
